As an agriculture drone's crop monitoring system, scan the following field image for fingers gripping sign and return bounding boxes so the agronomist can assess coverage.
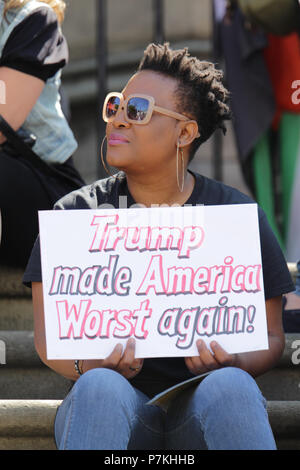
[80,338,143,379]
[112,338,144,379]
[184,339,237,375]
[117,337,144,378]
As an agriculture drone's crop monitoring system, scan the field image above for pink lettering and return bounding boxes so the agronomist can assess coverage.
[56,300,152,341]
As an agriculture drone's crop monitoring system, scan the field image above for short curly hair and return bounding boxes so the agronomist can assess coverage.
[138,43,231,161]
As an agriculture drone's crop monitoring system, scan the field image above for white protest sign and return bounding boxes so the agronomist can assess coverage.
[39,204,268,360]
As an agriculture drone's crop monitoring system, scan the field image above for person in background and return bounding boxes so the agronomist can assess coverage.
[0,0,84,269]
[214,0,300,253]
[23,43,295,450]
[213,0,300,331]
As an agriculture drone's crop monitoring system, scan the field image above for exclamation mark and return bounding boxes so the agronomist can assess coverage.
[247,305,256,333]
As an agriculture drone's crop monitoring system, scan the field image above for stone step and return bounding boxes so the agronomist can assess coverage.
[0,263,297,332]
[0,266,33,331]
[267,401,300,450]
[0,298,33,330]
[0,331,72,399]
[0,400,60,450]
[0,330,299,401]
[256,333,300,401]
[0,264,297,296]
[0,266,31,298]
[0,264,298,401]
[0,399,298,450]
[0,262,296,298]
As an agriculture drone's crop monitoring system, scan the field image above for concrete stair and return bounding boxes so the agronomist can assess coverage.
[0,400,60,450]
[0,264,299,450]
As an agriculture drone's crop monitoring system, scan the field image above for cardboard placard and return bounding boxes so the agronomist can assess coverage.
[39,204,268,359]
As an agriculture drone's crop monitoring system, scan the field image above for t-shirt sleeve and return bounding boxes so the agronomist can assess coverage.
[258,209,295,299]
[0,7,68,81]
[22,183,99,288]
[22,199,66,287]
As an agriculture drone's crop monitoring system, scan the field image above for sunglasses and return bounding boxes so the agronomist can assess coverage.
[102,92,190,125]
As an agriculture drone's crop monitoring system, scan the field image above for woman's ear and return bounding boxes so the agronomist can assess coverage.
[177,120,200,148]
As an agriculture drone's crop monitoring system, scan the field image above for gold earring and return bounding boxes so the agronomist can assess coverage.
[176,141,185,192]
[100,135,117,178]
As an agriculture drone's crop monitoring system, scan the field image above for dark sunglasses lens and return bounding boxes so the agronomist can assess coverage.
[127,97,149,121]
[106,96,120,118]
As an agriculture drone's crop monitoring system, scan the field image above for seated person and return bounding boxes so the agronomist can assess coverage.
[23,43,294,450]
[0,0,84,268]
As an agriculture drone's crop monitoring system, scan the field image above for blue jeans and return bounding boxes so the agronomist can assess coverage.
[54,367,276,450]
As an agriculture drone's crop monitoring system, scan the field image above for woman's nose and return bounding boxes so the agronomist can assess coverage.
[113,106,130,128]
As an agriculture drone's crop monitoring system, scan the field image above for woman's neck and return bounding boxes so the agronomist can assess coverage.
[125,171,195,207]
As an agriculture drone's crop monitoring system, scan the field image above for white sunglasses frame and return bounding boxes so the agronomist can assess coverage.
[102,92,191,125]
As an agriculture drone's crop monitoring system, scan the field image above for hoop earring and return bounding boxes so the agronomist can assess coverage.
[100,135,117,178]
[176,141,185,192]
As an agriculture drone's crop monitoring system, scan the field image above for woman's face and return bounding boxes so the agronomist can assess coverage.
[105,70,183,176]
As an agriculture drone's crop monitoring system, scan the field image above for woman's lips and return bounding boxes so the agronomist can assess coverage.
[108,133,130,145]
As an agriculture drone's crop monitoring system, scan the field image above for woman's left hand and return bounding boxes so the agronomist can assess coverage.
[184,339,237,375]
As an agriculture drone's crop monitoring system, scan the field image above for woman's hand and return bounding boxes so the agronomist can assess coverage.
[85,338,144,379]
[185,297,285,378]
[33,282,144,381]
[184,339,237,375]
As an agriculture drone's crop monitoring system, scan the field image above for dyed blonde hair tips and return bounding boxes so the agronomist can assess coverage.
[3,0,66,23]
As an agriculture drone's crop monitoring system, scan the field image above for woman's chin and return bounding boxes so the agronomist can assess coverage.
[106,153,131,171]
[106,159,125,172]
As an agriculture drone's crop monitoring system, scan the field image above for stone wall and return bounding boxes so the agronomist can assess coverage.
[57,0,248,196]
[62,0,212,61]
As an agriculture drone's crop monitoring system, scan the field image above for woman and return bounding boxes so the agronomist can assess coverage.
[24,43,294,450]
[0,0,84,268]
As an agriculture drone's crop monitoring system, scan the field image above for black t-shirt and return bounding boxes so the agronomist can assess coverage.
[23,171,295,397]
[0,7,68,81]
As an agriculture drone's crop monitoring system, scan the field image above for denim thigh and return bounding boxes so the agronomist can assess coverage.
[54,368,165,450]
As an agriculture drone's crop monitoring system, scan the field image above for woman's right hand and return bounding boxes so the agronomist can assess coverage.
[32,282,144,381]
[82,338,144,380]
